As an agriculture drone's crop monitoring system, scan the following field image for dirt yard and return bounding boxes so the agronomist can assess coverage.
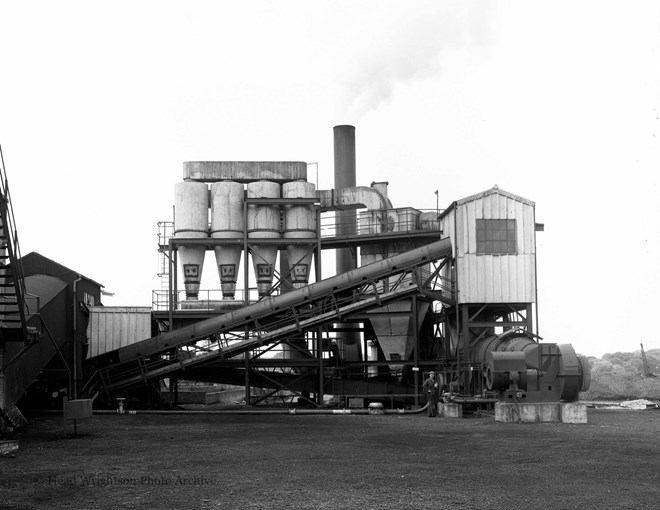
[1,408,659,509]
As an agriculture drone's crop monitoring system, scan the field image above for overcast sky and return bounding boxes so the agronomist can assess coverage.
[1,1,658,357]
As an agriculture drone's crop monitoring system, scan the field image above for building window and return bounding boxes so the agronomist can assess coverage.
[476,219,517,254]
[83,291,95,307]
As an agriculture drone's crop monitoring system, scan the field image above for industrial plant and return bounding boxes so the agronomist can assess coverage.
[0,126,591,429]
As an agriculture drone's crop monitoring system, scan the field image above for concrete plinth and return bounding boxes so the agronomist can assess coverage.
[560,402,588,424]
[438,403,462,418]
[495,402,588,424]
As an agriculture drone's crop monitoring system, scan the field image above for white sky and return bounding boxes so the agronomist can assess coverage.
[1,1,658,357]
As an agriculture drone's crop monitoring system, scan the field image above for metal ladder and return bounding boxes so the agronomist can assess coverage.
[0,146,36,342]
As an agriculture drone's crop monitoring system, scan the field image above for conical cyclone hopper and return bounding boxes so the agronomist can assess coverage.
[247,180,280,297]
[174,181,209,300]
[283,180,316,289]
[211,181,244,300]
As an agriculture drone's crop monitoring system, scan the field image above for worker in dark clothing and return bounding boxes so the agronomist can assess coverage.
[423,371,440,417]
[329,339,339,368]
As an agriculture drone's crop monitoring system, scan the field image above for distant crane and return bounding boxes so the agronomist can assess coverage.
[640,343,656,378]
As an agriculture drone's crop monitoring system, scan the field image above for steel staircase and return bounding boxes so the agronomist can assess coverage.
[0,146,36,343]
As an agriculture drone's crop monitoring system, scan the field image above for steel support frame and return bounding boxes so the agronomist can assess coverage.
[136,215,449,404]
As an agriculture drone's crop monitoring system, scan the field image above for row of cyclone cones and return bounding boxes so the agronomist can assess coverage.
[175,179,317,300]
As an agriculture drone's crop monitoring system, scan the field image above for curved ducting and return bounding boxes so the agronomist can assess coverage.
[317,186,393,213]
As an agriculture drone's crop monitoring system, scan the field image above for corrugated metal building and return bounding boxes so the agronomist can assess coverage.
[439,185,537,305]
[87,307,153,358]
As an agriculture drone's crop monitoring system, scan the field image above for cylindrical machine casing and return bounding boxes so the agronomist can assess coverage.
[247,180,280,296]
[283,180,317,289]
[471,333,588,402]
[174,181,209,299]
[470,334,539,369]
[211,181,244,299]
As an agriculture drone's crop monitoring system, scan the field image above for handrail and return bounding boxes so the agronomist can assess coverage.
[0,145,31,339]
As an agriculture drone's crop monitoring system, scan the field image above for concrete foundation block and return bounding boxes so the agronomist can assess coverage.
[438,403,462,418]
[561,402,588,424]
[495,402,587,423]
[495,402,559,422]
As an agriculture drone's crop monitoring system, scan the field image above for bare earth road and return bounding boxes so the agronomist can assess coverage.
[1,408,659,509]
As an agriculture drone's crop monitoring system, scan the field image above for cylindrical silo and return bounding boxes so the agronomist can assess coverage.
[211,181,244,300]
[283,180,316,289]
[174,181,209,300]
[247,180,280,297]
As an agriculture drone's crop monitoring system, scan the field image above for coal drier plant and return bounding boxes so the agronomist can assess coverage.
[0,126,591,427]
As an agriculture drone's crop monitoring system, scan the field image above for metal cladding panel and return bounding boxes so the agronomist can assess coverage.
[87,307,152,358]
[458,253,536,303]
[183,162,307,183]
[453,189,536,304]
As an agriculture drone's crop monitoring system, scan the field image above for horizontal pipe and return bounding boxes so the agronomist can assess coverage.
[39,403,429,417]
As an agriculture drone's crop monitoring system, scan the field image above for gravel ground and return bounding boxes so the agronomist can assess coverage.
[1,408,659,509]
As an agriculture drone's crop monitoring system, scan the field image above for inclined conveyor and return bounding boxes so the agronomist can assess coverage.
[87,238,452,392]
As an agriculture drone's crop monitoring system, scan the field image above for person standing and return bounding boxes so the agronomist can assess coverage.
[423,371,440,417]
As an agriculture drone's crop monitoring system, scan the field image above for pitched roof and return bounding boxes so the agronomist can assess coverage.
[455,185,535,207]
[439,185,535,221]
[21,252,104,289]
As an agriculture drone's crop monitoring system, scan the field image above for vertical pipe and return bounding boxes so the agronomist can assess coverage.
[316,207,324,405]
[168,240,174,331]
[533,207,540,338]
[461,305,470,391]
[244,350,250,406]
[413,294,419,407]
[173,249,178,312]
[243,201,249,306]
[333,125,360,363]
[333,125,357,273]
[72,276,81,399]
